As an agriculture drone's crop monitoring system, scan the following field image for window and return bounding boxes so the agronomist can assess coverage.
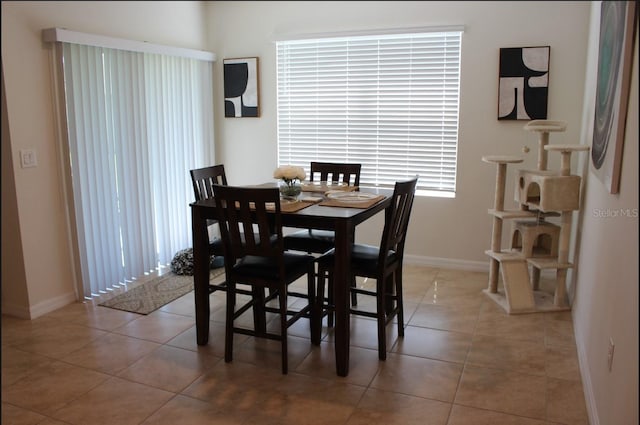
[45,29,215,298]
[276,28,463,196]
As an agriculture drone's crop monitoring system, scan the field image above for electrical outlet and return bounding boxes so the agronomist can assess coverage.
[607,338,615,372]
[20,149,38,168]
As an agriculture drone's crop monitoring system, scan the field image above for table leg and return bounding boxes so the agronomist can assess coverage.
[192,207,210,345]
[333,220,353,377]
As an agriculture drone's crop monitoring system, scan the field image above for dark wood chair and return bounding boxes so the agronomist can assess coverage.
[316,177,418,360]
[283,162,362,325]
[212,184,320,374]
[191,164,228,203]
[189,165,251,296]
[283,162,361,255]
[190,164,228,261]
[309,161,361,186]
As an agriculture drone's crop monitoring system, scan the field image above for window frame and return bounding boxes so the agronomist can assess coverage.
[275,27,463,197]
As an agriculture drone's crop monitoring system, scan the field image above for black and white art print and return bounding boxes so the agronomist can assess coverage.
[223,57,259,118]
[498,46,550,120]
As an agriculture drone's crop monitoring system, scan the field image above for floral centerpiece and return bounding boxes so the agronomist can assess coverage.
[273,165,307,200]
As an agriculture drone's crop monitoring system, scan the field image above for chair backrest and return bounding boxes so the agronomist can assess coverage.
[378,177,419,267]
[309,162,361,186]
[190,165,228,201]
[212,184,285,275]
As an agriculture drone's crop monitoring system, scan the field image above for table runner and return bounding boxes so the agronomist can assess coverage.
[262,199,319,213]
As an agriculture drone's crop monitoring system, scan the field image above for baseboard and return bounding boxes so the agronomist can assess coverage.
[403,255,489,272]
[575,323,599,425]
[403,255,559,281]
[1,303,32,319]
[1,291,77,320]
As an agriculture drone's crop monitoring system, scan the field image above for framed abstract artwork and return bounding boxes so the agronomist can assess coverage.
[223,57,260,117]
[498,46,550,120]
[591,1,637,194]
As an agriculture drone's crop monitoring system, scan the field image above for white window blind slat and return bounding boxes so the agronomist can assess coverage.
[277,30,461,193]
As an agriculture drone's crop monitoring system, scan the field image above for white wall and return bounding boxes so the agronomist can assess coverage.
[572,3,639,425]
[1,64,30,313]
[206,1,592,268]
[1,1,210,317]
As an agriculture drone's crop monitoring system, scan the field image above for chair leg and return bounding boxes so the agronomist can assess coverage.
[225,282,235,363]
[376,277,387,360]
[350,276,358,306]
[320,267,334,328]
[395,268,405,337]
[279,285,288,374]
[252,287,267,336]
[310,265,322,345]
[383,271,395,314]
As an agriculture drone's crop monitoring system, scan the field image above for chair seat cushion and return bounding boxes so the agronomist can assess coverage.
[209,237,225,256]
[233,252,315,281]
[283,229,336,254]
[318,244,396,275]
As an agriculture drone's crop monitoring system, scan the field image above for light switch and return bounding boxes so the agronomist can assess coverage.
[20,149,38,168]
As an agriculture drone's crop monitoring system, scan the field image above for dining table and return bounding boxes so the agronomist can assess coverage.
[191,183,392,377]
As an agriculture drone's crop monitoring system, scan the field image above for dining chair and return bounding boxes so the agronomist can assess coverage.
[282,162,362,324]
[189,165,251,296]
[190,164,228,261]
[212,184,319,374]
[191,164,228,202]
[283,162,362,255]
[309,161,361,186]
[316,176,418,360]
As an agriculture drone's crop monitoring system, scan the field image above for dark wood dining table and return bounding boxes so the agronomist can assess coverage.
[190,184,391,377]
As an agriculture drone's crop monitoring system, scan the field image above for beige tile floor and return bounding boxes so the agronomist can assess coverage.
[2,265,589,424]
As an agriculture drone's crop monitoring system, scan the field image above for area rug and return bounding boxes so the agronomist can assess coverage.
[98,268,225,315]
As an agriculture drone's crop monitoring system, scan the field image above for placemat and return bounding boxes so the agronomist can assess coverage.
[318,194,385,209]
[301,182,358,193]
[280,200,318,213]
[263,199,319,213]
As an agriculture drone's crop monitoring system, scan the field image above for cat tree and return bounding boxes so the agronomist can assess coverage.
[482,120,589,314]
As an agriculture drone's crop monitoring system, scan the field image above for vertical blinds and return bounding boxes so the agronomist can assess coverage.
[62,43,214,297]
[276,30,462,193]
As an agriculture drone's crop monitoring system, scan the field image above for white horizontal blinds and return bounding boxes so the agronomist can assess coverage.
[62,43,215,298]
[277,30,462,193]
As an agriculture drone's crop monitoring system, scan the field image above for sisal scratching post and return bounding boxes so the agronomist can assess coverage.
[482,156,523,293]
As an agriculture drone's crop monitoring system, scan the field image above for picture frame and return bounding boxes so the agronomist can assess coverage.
[497,46,550,120]
[223,57,260,118]
[591,1,637,194]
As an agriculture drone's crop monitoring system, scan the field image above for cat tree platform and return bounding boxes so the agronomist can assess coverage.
[482,120,588,314]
